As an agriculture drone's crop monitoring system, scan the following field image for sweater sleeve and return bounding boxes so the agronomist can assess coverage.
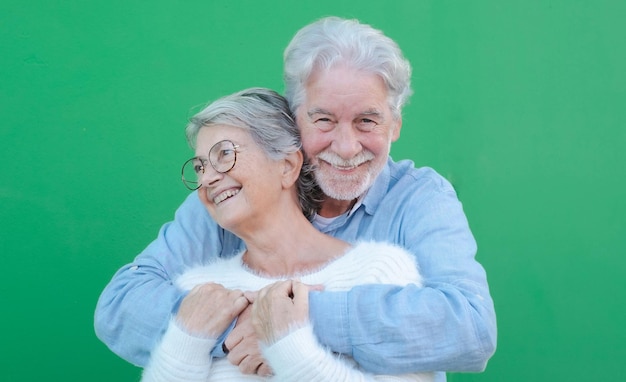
[141,319,217,382]
[263,324,434,382]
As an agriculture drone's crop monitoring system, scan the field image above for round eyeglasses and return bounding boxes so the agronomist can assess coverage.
[181,140,240,190]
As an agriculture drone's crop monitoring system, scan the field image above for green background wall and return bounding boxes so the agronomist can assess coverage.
[1,1,624,380]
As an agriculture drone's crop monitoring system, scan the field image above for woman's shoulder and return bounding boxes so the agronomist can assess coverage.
[174,253,246,290]
[308,241,423,288]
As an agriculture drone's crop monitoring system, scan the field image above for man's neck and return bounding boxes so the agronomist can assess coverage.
[318,197,357,218]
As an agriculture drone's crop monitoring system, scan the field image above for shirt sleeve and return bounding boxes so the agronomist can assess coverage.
[309,175,497,374]
[94,192,239,366]
[141,319,217,382]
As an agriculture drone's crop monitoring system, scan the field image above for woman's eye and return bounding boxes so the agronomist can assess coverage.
[219,149,235,160]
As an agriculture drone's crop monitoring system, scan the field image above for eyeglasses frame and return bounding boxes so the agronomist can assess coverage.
[181,140,240,190]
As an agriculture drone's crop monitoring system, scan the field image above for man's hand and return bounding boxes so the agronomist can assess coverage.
[176,282,249,338]
[225,296,273,376]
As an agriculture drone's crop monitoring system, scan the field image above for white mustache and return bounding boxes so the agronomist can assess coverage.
[317,150,375,169]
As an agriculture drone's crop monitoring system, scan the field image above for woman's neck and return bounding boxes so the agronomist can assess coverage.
[240,211,349,277]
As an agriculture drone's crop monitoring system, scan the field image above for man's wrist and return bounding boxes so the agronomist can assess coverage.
[210,318,237,357]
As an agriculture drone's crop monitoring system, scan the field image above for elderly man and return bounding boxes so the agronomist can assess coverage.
[95,16,496,381]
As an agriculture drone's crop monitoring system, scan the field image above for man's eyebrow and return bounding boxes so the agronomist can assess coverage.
[307,108,333,117]
[360,108,382,115]
[359,109,385,120]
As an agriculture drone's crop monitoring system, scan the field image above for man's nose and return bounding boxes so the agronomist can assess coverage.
[331,123,362,159]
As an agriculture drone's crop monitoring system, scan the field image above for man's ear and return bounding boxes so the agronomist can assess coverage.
[282,150,303,189]
[391,116,402,142]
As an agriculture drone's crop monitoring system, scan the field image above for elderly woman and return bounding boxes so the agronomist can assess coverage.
[141,88,433,382]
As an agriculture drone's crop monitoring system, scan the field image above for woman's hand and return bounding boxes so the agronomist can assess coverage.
[250,280,321,345]
[176,282,250,338]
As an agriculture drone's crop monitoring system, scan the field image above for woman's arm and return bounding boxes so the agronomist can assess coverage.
[141,320,217,382]
[141,283,249,381]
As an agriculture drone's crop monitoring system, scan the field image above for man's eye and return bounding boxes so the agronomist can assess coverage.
[357,118,377,131]
[193,164,204,174]
[314,118,335,131]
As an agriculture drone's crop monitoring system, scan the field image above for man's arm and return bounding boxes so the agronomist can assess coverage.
[309,174,497,374]
[94,192,241,366]
[253,259,434,381]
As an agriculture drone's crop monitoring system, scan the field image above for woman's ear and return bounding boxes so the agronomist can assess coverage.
[281,150,303,189]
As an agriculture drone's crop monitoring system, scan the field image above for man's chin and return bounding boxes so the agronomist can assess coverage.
[319,179,370,201]
[315,166,374,199]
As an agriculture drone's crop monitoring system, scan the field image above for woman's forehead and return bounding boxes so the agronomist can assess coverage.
[196,125,249,147]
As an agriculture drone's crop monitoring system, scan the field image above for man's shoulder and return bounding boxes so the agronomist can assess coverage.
[380,160,457,203]
[174,191,209,219]
[170,192,243,250]
[358,160,459,218]
[388,160,454,192]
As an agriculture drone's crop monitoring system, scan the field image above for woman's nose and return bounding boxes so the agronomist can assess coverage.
[200,166,223,187]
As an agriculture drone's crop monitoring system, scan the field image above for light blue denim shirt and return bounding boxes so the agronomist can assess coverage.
[94,158,496,380]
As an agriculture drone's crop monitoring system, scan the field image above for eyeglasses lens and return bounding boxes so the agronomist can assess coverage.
[182,157,204,190]
[181,140,237,190]
[209,140,237,173]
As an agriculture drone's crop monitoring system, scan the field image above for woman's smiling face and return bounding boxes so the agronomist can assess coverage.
[195,124,286,233]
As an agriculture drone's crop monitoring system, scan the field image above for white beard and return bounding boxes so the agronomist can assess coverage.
[315,167,373,200]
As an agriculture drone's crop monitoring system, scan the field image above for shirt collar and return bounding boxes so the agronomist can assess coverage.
[349,157,391,217]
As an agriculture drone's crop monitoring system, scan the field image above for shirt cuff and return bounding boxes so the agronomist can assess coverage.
[309,290,352,354]
[209,318,237,358]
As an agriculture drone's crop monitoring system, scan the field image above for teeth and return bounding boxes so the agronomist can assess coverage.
[214,189,240,204]
[335,164,357,170]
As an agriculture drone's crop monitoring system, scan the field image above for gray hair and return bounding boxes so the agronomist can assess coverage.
[283,16,413,120]
[185,87,322,218]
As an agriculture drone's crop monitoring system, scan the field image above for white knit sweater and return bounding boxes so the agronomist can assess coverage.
[142,241,435,382]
